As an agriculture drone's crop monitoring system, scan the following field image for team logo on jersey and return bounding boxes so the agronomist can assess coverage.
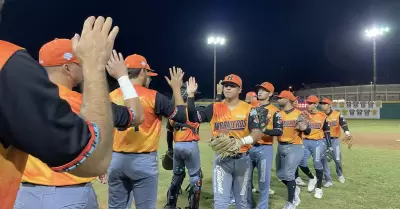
[328,120,338,127]
[214,120,246,131]
[283,120,296,127]
[309,122,323,129]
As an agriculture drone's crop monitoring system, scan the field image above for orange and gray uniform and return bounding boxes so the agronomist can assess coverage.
[108,85,186,209]
[165,117,202,208]
[187,97,261,209]
[323,110,349,180]
[0,41,100,209]
[276,108,309,181]
[247,103,283,208]
[15,85,134,209]
[299,111,330,170]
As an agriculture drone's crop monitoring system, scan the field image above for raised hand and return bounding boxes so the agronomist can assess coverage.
[165,66,184,90]
[72,16,119,70]
[217,80,223,94]
[186,76,198,97]
[106,50,128,79]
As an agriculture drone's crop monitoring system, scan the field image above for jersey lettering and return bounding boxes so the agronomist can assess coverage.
[214,120,246,131]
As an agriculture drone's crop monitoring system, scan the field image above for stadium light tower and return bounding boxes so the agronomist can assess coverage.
[207,36,226,100]
[365,26,390,101]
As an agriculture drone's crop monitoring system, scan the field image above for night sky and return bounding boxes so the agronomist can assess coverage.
[1,0,400,98]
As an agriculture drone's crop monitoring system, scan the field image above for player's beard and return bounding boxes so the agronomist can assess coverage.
[143,75,148,87]
[278,100,286,107]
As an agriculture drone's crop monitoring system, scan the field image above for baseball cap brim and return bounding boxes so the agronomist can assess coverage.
[147,71,158,76]
[221,80,241,87]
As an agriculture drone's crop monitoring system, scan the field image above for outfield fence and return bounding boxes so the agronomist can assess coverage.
[195,100,400,119]
[295,84,400,101]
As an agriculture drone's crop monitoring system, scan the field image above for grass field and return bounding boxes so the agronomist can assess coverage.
[93,120,400,209]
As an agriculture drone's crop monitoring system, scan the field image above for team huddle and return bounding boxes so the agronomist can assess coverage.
[0,13,356,209]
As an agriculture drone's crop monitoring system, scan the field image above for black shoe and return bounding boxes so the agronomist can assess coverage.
[165,206,180,209]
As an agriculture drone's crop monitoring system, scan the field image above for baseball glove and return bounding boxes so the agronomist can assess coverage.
[325,149,333,162]
[343,135,353,149]
[161,149,174,170]
[295,111,310,131]
[208,134,243,158]
[256,107,270,131]
[97,173,108,184]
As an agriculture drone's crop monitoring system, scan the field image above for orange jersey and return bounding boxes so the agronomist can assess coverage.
[0,40,28,209]
[304,111,327,140]
[210,101,257,152]
[327,110,341,138]
[258,104,280,145]
[169,118,200,142]
[22,85,95,186]
[110,85,162,153]
[278,108,303,144]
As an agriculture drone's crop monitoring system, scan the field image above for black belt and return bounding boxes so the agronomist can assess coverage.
[114,151,152,154]
[278,142,292,145]
[21,182,89,188]
[304,138,323,141]
[175,140,198,143]
[254,143,272,147]
[231,152,248,159]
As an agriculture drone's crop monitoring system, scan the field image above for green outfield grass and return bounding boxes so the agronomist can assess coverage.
[93,120,400,209]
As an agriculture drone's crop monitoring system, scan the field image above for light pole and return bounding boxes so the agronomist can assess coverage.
[365,26,389,100]
[207,36,225,100]
[370,81,373,100]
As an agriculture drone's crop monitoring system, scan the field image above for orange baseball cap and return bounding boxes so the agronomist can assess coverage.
[146,64,158,77]
[306,95,320,103]
[221,74,242,88]
[320,97,332,104]
[278,90,297,101]
[256,82,274,92]
[246,91,257,97]
[125,54,155,71]
[39,39,79,67]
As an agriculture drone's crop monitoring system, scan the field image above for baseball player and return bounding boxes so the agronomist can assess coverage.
[163,83,203,209]
[247,82,282,209]
[276,90,310,209]
[298,95,331,199]
[14,41,143,209]
[216,83,237,206]
[0,15,119,208]
[108,59,187,209]
[186,75,262,209]
[292,98,307,187]
[320,98,352,185]
[245,91,260,107]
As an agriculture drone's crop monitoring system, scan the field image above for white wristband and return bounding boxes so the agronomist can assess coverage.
[345,131,350,136]
[118,75,138,100]
[241,135,254,145]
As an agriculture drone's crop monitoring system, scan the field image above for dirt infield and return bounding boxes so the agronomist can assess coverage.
[351,132,400,149]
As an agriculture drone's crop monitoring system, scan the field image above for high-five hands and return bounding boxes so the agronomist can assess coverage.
[186,77,198,97]
[72,16,119,70]
[165,66,185,90]
[106,50,128,79]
